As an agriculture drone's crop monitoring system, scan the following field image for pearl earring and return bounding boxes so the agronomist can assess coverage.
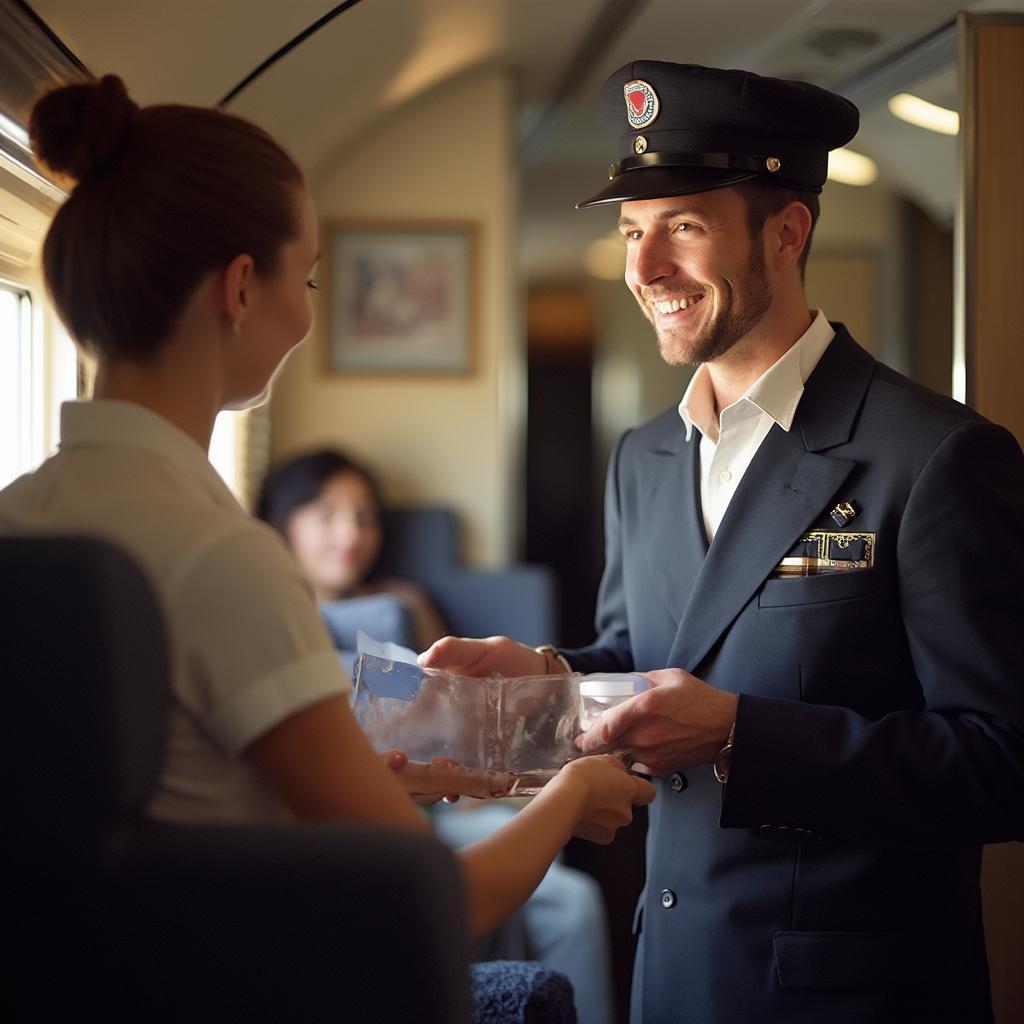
[231,321,241,337]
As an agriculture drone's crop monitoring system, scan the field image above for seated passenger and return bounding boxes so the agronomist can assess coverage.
[0,75,654,959]
[256,448,444,652]
[259,448,616,1024]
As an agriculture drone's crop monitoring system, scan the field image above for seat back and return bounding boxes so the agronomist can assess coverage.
[4,533,472,1023]
[377,506,559,646]
[4,534,169,863]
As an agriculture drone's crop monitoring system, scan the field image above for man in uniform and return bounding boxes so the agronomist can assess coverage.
[422,61,1024,1023]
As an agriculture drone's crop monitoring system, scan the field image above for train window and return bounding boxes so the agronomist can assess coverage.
[210,411,245,503]
[0,272,79,489]
[209,407,269,512]
[0,281,34,488]
[0,272,251,499]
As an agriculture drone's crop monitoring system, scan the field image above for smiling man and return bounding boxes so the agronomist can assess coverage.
[422,60,1024,1023]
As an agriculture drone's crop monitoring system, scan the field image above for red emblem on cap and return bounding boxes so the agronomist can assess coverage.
[624,79,659,130]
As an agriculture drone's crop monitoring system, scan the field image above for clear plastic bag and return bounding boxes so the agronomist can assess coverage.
[352,652,583,793]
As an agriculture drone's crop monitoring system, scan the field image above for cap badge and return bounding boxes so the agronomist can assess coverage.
[634,136,648,154]
[624,79,659,129]
[766,156,782,172]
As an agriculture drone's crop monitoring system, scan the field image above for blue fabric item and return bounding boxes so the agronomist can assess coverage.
[435,804,612,1024]
[319,594,416,653]
[470,961,577,1024]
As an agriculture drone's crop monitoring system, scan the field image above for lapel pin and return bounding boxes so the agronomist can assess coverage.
[830,501,858,528]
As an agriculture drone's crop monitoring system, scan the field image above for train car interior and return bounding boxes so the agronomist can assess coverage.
[3,1,1022,1021]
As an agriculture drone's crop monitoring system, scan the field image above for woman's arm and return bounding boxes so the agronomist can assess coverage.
[247,696,654,938]
[247,694,429,831]
[455,754,647,936]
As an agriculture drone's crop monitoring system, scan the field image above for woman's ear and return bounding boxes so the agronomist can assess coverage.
[221,253,256,329]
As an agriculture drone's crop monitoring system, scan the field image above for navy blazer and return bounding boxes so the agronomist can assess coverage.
[564,326,1024,1024]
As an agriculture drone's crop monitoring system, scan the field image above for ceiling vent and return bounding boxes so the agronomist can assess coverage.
[803,27,882,61]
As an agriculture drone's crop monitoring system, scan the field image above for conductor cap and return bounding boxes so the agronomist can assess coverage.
[577,60,860,208]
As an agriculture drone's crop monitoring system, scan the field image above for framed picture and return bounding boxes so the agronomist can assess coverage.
[325,220,476,374]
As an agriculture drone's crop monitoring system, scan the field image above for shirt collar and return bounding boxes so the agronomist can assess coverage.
[59,400,243,511]
[678,309,835,442]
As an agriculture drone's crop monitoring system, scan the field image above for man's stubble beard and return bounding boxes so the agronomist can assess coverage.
[652,237,773,369]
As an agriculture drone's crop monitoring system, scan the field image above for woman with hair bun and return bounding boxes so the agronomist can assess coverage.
[0,76,653,941]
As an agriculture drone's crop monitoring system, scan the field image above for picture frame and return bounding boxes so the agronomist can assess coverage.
[325,220,476,374]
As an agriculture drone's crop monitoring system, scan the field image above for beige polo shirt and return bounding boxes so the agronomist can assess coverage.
[0,399,348,824]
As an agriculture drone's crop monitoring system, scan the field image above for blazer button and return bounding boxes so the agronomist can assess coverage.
[660,889,677,909]
[669,772,688,793]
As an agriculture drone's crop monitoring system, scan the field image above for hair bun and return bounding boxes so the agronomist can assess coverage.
[29,74,139,183]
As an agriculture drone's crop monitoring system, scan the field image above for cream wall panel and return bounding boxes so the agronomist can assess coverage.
[269,68,520,566]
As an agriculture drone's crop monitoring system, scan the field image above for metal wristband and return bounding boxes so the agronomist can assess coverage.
[713,721,737,784]
[534,644,572,675]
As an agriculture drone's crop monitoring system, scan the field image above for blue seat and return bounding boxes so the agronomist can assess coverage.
[376,505,559,647]
[5,534,473,1024]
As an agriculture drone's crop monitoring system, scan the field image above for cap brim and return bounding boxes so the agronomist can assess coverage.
[576,166,760,209]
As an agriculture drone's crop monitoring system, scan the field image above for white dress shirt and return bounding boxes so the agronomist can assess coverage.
[678,310,835,542]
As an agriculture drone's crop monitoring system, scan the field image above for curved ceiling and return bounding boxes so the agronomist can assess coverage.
[23,0,1024,277]
[30,0,995,175]
[29,0,610,177]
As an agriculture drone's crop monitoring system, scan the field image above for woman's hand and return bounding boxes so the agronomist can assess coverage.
[381,749,465,805]
[454,752,656,936]
[548,754,657,844]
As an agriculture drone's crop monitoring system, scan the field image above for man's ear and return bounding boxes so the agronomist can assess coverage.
[771,201,812,273]
[221,253,256,328]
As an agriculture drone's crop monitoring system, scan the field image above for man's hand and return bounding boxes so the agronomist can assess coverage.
[575,668,737,777]
[418,635,549,677]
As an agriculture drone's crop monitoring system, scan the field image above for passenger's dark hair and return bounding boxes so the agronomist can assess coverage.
[256,448,383,537]
[29,74,305,361]
[734,177,820,279]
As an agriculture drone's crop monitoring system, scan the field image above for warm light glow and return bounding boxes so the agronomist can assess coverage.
[583,235,626,280]
[384,6,498,106]
[826,147,878,186]
[888,93,959,135]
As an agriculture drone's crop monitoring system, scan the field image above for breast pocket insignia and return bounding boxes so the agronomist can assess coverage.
[772,531,875,577]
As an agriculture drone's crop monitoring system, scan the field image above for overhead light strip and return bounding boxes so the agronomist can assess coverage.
[0,112,30,150]
[826,147,878,186]
[888,93,959,135]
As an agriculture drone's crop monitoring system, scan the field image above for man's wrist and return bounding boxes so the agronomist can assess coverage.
[713,703,737,784]
[535,644,572,675]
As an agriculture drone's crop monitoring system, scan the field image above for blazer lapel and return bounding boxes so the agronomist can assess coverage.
[641,420,708,624]
[665,326,875,672]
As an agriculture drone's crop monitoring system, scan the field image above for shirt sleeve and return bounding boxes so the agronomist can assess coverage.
[169,520,350,755]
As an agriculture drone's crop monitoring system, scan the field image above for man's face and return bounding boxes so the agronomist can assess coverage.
[619,187,773,367]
